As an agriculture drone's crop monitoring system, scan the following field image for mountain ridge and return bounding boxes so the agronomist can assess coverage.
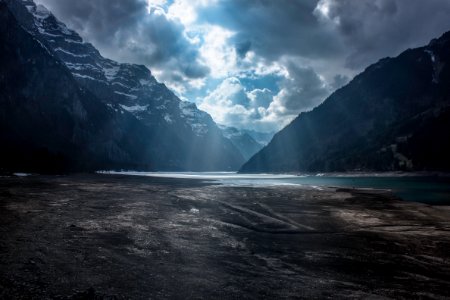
[0,1,157,172]
[3,0,246,171]
[219,125,264,160]
[240,30,450,173]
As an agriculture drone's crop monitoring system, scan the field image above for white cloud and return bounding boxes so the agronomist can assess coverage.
[198,59,335,132]
[198,25,237,78]
[199,77,287,132]
[199,78,257,128]
[248,88,273,108]
[147,0,168,12]
[38,0,450,133]
[167,0,217,25]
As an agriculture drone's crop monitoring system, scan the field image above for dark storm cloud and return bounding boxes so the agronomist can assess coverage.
[198,0,450,69]
[36,0,450,131]
[195,0,450,122]
[235,40,252,59]
[320,0,450,69]
[330,74,349,90]
[37,0,209,79]
[36,0,450,79]
[198,0,344,61]
[275,62,330,114]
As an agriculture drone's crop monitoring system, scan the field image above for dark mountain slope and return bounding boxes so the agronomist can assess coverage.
[0,2,154,172]
[241,31,450,173]
[5,0,244,171]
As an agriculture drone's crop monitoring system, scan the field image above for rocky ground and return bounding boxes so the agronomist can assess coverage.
[0,174,449,299]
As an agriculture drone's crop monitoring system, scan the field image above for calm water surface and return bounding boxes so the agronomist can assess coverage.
[103,172,450,205]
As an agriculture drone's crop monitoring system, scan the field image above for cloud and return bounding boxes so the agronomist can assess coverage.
[199,77,271,131]
[199,62,331,132]
[196,0,344,61]
[315,0,450,69]
[194,0,450,71]
[205,77,250,107]
[187,0,450,132]
[36,0,450,133]
[269,61,330,115]
[36,0,209,80]
[197,25,237,78]
[235,40,252,58]
[330,74,350,90]
[248,88,273,108]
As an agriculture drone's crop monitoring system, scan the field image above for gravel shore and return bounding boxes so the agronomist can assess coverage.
[0,174,449,299]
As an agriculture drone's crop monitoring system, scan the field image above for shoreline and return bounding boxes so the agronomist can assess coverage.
[97,170,450,177]
[96,171,450,206]
[0,174,449,298]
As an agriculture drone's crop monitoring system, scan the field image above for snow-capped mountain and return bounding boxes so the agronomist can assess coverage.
[219,126,264,160]
[0,1,157,172]
[5,0,245,171]
[240,129,275,146]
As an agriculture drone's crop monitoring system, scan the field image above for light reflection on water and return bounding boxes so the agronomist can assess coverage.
[100,171,450,205]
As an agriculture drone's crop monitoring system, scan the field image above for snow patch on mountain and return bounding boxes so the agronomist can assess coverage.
[66,62,98,71]
[104,66,120,81]
[179,101,211,136]
[55,47,88,58]
[164,114,173,123]
[190,124,208,136]
[33,4,50,19]
[179,101,197,117]
[425,49,443,84]
[120,104,148,113]
[114,91,138,100]
[33,38,54,57]
[112,82,130,89]
[425,49,436,63]
[73,73,99,81]
[139,79,154,87]
[64,38,83,44]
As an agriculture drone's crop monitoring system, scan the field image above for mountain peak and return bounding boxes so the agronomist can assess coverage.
[4,0,246,171]
[429,30,450,47]
[34,3,50,16]
[241,31,450,173]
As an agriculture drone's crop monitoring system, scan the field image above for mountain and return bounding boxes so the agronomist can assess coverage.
[241,31,450,173]
[241,129,275,146]
[4,0,245,171]
[219,125,263,160]
[0,1,157,172]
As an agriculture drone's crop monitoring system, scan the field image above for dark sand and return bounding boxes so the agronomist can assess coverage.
[0,174,449,299]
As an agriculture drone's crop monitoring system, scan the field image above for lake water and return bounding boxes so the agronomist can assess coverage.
[102,172,450,205]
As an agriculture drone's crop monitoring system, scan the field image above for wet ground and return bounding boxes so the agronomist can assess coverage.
[0,174,449,299]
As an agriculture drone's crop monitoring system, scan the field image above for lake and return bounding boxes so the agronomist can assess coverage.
[101,172,450,205]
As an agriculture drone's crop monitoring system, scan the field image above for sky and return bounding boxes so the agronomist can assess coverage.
[36,0,450,133]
